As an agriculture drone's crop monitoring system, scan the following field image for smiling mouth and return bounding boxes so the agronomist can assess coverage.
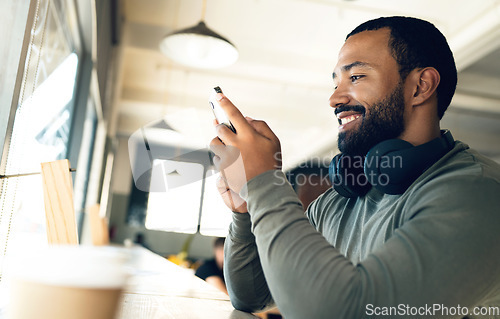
[334,105,365,127]
[338,114,361,126]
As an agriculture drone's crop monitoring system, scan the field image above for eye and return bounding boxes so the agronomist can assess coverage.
[350,75,364,82]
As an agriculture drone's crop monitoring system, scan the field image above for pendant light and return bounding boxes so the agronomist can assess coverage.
[159,0,238,69]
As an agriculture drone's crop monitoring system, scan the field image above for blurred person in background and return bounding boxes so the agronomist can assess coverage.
[286,162,332,209]
[195,237,227,294]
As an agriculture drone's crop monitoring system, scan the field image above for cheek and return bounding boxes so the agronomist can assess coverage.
[354,84,390,108]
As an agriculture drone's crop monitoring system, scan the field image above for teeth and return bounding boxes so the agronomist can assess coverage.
[340,115,361,125]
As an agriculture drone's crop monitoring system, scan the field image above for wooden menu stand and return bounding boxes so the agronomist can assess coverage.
[40,159,78,245]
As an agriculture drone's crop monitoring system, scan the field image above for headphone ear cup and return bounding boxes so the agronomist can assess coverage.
[329,154,371,198]
[364,131,455,195]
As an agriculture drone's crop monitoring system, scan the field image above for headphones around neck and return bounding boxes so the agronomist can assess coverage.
[329,130,455,198]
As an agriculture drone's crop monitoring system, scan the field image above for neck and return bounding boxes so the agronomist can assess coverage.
[399,117,441,146]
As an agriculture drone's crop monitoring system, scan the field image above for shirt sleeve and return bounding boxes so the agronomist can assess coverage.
[223,211,274,312]
[231,169,500,319]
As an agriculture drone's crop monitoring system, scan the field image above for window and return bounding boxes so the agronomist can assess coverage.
[0,0,84,307]
[199,170,233,237]
[1,52,79,251]
[73,94,98,232]
[144,161,232,237]
[146,160,204,234]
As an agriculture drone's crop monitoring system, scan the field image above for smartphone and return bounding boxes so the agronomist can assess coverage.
[209,86,236,133]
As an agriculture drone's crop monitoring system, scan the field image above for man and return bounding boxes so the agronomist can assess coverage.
[210,16,500,318]
[194,237,227,294]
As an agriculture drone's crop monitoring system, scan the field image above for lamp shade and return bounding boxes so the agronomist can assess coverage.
[159,21,238,69]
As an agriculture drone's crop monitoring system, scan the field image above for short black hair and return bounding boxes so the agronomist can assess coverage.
[347,16,457,119]
[214,237,225,249]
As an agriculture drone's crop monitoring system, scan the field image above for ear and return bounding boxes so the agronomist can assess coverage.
[409,67,440,106]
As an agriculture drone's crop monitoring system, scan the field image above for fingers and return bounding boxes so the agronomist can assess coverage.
[216,174,229,192]
[210,136,224,154]
[224,188,247,212]
[216,93,252,133]
[246,118,280,144]
[214,95,278,147]
[215,123,237,145]
[216,175,247,212]
[209,137,223,167]
[210,137,242,173]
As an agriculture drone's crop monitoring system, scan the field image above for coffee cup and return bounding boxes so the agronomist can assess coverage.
[7,245,131,319]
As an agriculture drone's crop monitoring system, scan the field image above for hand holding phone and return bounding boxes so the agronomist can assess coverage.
[209,85,282,195]
[209,86,236,133]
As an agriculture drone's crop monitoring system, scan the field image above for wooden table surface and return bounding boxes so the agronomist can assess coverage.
[117,248,258,319]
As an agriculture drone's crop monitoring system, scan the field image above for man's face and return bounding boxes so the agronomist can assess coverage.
[330,28,408,156]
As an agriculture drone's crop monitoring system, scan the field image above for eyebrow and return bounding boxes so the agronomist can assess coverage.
[332,61,373,80]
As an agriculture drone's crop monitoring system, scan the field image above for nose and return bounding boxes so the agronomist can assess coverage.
[329,84,350,109]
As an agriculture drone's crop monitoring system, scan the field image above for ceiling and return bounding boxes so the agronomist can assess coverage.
[116,0,500,168]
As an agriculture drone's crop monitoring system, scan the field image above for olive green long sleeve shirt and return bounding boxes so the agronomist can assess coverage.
[224,141,500,318]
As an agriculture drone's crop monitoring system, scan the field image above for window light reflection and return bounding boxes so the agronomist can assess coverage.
[146,160,204,234]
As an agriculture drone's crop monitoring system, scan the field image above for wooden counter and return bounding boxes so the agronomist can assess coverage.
[117,248,257,319]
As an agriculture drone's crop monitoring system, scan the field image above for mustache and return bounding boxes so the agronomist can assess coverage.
[334,105,365,116]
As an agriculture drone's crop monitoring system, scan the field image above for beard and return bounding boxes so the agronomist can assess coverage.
[337,82,406,156]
